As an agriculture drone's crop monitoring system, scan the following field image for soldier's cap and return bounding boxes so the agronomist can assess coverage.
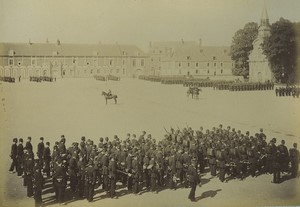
[127,133,130,136]
[81,136,85,141]
[27,137,31,140]
[19,138,23,142]
[147,134,152,138]
[260,128,263,132]
[40,137,44,140]
[246,131,249,135]
[61,135,65,138]
[46,142,50,145]
[293,143,297,147]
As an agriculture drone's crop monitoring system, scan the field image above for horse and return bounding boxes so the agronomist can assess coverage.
[102,91,118,104]
[187,87,202,99]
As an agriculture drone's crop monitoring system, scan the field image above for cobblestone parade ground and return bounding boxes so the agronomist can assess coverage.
[0,78,300,207]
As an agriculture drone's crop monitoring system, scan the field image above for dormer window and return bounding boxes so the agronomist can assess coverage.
[187,56,190,60]
[213,56,216,60]
[9,50,15,57]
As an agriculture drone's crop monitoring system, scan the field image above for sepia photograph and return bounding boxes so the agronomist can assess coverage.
[0,0,300,206]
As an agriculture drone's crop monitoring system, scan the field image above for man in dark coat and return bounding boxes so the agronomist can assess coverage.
[33,163,44,206]
[85,160,96,202]
[9,138,18,173]
[187,159,200,202]
[37,137,45,166]
[17,138,24,176]
[289,143,299,178]
[43,142,51,177]
[53,160,67,204]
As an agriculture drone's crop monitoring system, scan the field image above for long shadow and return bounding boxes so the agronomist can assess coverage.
[195,189,222,202]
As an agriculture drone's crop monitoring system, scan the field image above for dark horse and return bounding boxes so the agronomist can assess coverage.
[102,91,118,104]
[187,87,202,99]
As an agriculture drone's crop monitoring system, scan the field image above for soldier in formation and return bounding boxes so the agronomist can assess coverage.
[8,127,299,204]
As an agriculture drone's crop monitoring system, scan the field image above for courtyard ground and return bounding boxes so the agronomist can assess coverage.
[0,78,299,207]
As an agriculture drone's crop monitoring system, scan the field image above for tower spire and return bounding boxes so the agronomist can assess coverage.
[260,0,269,26]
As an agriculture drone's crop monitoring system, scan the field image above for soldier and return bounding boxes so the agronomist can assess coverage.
[77,155,86,199]
[24,150,34,197]
[216,147,226,182]
[187,159,200,202]
[53,159,67,204]
[272,150,281,183]
[33,162,44,206]
[9,138,18,173]
[182,148,191,187]
[17,138,24,176]
[85,160,96,202]
[125,151,133,191]
[289,143,299,178]
[168,151,177,190]
[207,145,216,176]
[108,157,117,198]
[69,154,79,197]
[277,140,289,173]
[43,142,51,177]
[26,137,33,152]
[132,155,140,194]
[37,137,45,166]
[150,157,158,193]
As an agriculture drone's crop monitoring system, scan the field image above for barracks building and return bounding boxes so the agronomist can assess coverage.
[148,40,240,81]
[0,40,149,80]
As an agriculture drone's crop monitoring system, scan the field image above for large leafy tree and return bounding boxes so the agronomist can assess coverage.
[263,18,298,83]
[230,22,258,78]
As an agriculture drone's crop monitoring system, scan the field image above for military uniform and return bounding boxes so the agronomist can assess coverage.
[85,162,96,202]
[33,166,44,206]
[9,138,18,173]
[187,162,200,202]
[53,163,67,204]
[289,144,299,178]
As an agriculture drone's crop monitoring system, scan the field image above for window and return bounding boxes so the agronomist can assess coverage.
[72,58,77,64]
[187,56,190,60]
[196,63,199,67]
[188,63,190,67]
[8,59,14,66]
[207,63,210,67]
[207,70,210,74]
[196,70,199,74]
[214,63,216,67]
[132,59,136,67]
[221,69,223,74]
[221,63,223,67]
[63,70,66,76]
[141,59,144,66]
[18,61,21,66]
[213,56,216,60]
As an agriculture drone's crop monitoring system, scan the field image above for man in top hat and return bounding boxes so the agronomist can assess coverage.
[26,137,33,152]
[37,137,45,166]
[17,138,24,176]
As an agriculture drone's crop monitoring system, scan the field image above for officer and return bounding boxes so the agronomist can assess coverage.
[53,159,67,204]
[17,138,24,176]
[272,150,281,183]
[77,155,86,199]
[289,143,299,178]
[24,151,34,197]
[9,138,18,173]
[187,159,200,202]
[132,155,140,194]
[108,156,117,198]
[69,154,78,197]
[43,142,51,177]
[33,161,44,206]
[37,137,45,166]
[26,137,33,152]
[277,140,289,173]
[207,145,216,176]
[85,160,96,202]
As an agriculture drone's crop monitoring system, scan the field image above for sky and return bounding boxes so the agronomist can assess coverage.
[0,0,300,51]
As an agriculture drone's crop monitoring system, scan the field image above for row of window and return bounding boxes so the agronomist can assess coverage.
[7,58,145,67]
[178,62,224,68]
[179,69,223,74]
[61,68,126,76]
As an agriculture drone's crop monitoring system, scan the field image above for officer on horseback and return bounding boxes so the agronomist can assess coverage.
[107,89,112,98]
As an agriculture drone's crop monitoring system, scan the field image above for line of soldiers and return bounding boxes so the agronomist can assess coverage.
[225,82,274,91]
[184,81,234,88]
[139,75,161,82]
[107,75,121,81]
[0,76,15,82]
[9,126,300,205]
[29,76,55,82]
[94,75,106,81]
[275,86,300,98]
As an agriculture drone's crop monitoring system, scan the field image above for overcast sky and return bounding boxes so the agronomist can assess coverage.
[0,0,300,50]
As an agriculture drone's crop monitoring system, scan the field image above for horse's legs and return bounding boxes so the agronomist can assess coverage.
[114,98,117,104]
[106,98,107,104]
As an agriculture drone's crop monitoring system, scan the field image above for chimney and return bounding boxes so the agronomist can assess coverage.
[28,38,33,45]
[57,39,61,46]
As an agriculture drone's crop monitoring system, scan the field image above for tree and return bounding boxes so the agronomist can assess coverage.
[230,22,258,78]
[263,18,298,83]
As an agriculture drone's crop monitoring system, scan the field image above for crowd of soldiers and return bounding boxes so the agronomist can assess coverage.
[9,126,300,205]
[0,76,15,82]
[94,75,106,81]
[212,82,274,91]
[139,75,161,82]
[30,76,55,82]
[275,86,300,98]
[107,75,120,81]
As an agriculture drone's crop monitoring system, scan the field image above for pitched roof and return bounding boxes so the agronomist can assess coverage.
[0,42,146,57]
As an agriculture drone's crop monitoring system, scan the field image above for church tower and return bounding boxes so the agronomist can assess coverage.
[248,3,273,82]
